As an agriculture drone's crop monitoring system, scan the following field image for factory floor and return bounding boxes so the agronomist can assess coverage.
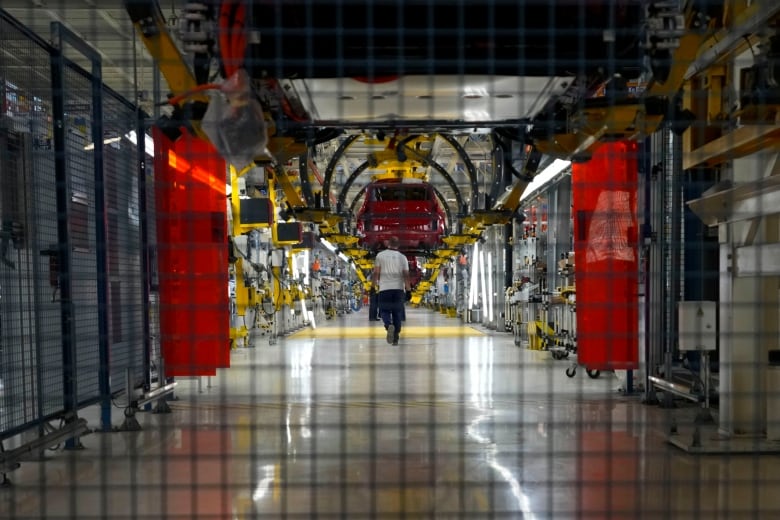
[2,307,780,519]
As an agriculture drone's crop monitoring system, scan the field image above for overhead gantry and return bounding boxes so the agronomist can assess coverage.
[125,0,780,306]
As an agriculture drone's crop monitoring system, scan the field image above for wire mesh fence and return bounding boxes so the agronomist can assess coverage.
[0,8,63,438]
[1,1,780,519]
[0,4,153,456]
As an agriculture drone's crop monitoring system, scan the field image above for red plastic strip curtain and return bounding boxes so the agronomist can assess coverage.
[154,129,230,376]
[572,141,639,370]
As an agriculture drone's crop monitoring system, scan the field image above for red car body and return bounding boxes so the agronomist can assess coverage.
[356,181,446,253]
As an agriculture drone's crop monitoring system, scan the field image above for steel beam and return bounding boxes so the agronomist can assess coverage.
[687,175,780,226]
[684,122,780,170]
[0,418,90,473]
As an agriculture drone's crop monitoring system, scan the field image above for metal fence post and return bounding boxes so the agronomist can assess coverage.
[51,21,111,433]
[137,111,153,396]
[90,38,110,434]
[49,25,79,449]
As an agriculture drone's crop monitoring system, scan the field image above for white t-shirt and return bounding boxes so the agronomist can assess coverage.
[374,249,409,292]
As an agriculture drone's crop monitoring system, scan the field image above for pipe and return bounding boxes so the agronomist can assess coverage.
[323,134,361,210]
[134,382,178,408]
[440,133,480,211]
[648,376,700,403]
[0,418,90,473]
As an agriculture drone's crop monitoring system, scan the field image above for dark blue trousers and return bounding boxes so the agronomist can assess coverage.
[378,289,405,338]
[368,290,379,320]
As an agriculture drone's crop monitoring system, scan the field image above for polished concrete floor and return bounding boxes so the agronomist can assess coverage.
[2,307,780,519]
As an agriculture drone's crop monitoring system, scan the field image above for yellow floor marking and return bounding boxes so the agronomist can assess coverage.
[288,325,484,339]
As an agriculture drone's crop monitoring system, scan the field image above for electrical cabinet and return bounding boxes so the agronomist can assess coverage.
[678,301,717,351]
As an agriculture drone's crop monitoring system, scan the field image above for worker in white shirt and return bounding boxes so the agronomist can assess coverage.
[372,236,411,345]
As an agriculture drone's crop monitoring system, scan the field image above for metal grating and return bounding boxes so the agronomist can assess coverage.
[0,12,63,435]
[61,63,101,405]
[0,129,38,432]
[102,90,146,390]
[1,2,780,519]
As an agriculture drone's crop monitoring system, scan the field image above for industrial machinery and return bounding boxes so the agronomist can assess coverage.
[355,180,447,254]
[122,0,780,351]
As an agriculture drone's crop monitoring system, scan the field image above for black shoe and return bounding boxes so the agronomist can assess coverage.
[392,340,398,346]
[386,324,395,344]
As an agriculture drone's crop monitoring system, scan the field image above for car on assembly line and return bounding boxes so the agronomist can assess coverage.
[355,180,447,255]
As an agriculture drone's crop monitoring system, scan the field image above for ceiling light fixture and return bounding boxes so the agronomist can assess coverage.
[83,136,121,150]
[520,159,572,202]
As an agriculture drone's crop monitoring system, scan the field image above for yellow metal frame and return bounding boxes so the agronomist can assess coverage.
[532,6,718,161]
[371,168,427,182]
[321,234,360,247]
[681,0,780,169]
[127,6,203,102]
[133,1,780,317]
[229,164,274,236]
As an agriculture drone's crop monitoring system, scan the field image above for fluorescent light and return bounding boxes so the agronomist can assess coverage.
[469,242,479,309]
[300,296,308,324]
[520,159,571,202]
[338,252,349,263]
[84,136,121,150]
[303,249,310,285]
[479,249,487,322]
[126,130,156,156]
[308,310,316,329]
[320,238,337,253]
[291,252,299,280]
[487,251,494,323]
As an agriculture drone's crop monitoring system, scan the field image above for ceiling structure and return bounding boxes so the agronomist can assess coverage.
[1,0,647,227]
[3,0,155,105]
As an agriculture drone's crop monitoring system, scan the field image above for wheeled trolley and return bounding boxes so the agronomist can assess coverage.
[564,361,601,379]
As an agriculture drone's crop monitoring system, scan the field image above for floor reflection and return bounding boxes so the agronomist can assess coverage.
[3,309,780,518]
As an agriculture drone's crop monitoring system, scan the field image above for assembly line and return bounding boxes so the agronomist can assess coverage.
[2,0,780,517]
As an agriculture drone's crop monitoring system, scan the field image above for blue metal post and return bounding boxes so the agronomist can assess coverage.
[51,21,112,433]
[49,25,78,445]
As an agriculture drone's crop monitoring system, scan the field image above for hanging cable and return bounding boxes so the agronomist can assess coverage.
[161,83,222,106]
[219,1,248,78]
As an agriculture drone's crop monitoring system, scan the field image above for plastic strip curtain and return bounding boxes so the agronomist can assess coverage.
[572,140,640,370]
